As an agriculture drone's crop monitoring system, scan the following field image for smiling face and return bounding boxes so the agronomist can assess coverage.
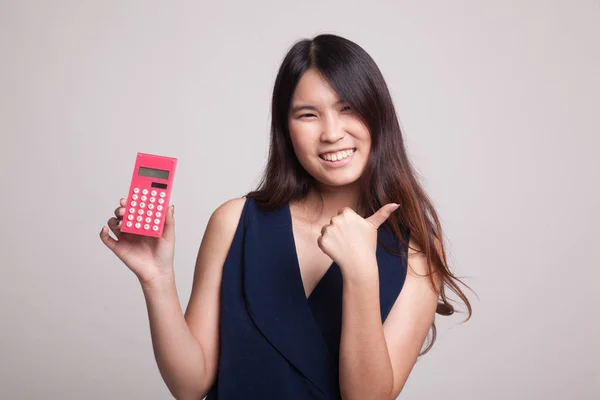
[287,68,372,190]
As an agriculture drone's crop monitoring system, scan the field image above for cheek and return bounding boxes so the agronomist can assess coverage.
[289,124,317,154]
[289,134,312,162]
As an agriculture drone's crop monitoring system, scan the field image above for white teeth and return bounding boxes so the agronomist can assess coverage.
[321,148,354,161]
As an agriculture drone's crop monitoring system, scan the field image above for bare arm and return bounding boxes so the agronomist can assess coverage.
[142,197,247,399]
[338,265,393,399]
[141,276,207,400]
[338,238,440,399]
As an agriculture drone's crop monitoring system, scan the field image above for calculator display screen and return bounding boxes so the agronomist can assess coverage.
[138,167,170,179]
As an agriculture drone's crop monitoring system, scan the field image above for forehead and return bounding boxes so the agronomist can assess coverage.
[291,69,341,103]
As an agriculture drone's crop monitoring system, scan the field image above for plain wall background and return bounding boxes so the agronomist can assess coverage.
[1,0,598,399]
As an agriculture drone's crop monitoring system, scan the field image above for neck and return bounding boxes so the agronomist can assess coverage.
[295,181,362,224]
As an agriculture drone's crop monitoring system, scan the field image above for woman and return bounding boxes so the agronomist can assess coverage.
[100,34,472,399]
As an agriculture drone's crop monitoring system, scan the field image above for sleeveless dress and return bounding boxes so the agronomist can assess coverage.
[205,196,410,399]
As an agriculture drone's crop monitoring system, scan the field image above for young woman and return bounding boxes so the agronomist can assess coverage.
[100,34,472,399]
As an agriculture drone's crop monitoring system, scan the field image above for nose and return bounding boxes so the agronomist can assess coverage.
[320,115,345,142]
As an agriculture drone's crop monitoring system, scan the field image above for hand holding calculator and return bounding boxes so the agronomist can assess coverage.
[120,153,178,237]
[99,152,178,285]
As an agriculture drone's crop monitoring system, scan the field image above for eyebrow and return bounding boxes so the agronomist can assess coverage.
[290,99,346,114]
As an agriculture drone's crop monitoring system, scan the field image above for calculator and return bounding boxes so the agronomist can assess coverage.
[120,152,178,237]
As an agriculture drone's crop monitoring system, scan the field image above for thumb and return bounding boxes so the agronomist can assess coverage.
[162,204,175,241]
[99,226,118,252]
[366,203,400,230]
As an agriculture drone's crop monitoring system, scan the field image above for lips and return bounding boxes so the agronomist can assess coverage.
[318,148,356,167]
[319,147,356,161]
[318,147,356,159]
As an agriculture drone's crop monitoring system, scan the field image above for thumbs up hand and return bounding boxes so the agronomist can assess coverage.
[317,203,400,280]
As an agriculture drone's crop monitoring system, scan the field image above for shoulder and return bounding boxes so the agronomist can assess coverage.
[208,197,248,230]
[406,236,442,293]
[210,197,247,224]
[194,196,248,266]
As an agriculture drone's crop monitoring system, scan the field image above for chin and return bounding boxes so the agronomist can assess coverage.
[299,154,367,187]
[313,171,363,188]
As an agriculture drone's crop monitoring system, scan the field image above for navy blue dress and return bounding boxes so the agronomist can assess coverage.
[205,196,410,399]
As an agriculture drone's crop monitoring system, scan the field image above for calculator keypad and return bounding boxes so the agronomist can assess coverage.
[126,187,168,233]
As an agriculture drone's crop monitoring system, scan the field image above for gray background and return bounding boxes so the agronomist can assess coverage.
[1,0,599,399]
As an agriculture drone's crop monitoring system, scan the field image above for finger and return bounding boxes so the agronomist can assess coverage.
[337,206,353,215]
[162,205,175,242]
[366,203,400,230]
[114,206,125,220]
[107,217,122,239]
[99,226,118,252]
[115,198,127,220]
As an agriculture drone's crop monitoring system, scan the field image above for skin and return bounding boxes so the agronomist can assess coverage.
[99,67,441,399]
[287,68,441,398]
[287,68,369,220]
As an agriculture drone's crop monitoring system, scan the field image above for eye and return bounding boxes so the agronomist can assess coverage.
[299,113,316,118]
[341,105,352,112]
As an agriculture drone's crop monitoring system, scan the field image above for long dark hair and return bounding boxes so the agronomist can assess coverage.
[246,33,472,354]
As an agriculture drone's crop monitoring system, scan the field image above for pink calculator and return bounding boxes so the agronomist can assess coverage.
[120,152,177,237]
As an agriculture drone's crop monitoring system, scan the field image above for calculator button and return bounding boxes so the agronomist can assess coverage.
[139,202,146,208]
[152,225,159,232]
[132,194,138,200]
[157,205,163,211]
[154,218,160,225]
[130,201,137,207]
[151,190,157,196]
[126,221,133,227]
[129,207,135,214]
[146,210,153,216]
[138,209,144,215]
[149,197,156,203]
[141,195,147,201]
[133,188,140,194]
[158,198,165,204]
[127,215,134,221]
[160,192,166,198]
[156,212,162,218]
[135,222,141,229]
[136,216,143,222]
[145,217,152,223]
[142,189,148,195]
[144,224,150,230]
[148,204,154,210]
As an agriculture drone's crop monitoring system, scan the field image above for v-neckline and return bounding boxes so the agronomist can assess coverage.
[286,202,335,301]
